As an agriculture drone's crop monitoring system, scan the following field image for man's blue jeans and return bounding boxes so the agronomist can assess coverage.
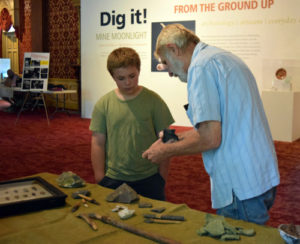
[216,187,277,225]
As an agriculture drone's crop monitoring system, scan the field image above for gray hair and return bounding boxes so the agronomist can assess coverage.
[154,24,200,60]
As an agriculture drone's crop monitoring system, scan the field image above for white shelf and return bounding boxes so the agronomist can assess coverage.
[261,90,300,142]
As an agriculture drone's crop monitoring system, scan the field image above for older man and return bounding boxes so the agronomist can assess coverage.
[143,23,280,225]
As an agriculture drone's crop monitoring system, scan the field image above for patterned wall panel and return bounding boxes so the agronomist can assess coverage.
[18,0,32,73]
[47,0,79,79]
[17,0,79,80]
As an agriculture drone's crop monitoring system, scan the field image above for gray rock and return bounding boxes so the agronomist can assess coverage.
[106,183,139,203]
[56,171,85,188]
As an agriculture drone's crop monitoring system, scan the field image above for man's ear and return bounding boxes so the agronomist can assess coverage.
[166,43,180,56]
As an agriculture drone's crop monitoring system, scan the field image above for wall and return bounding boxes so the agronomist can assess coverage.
[18,0,32,72]
[46,0,79,79]
[18,0,79,79]
[81,0,300,126]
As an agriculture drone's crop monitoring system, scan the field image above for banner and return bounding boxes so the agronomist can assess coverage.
[81,0,300,125]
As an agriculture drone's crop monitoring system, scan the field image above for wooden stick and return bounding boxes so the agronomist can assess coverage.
[77,213,98,231]
[78,193,100,205]
[144,218,182,224]
[71,201,81,212]
[88,213,181,244]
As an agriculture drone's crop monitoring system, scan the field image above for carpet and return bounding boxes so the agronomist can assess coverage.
[0,110,299,228]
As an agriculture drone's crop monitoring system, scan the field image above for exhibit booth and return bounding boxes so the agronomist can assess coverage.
[80,0,300,143]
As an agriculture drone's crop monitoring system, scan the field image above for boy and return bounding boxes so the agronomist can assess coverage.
[89,47,174,200]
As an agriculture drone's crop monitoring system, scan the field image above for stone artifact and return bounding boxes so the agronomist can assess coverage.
[106,183,139,203]
[138,202,153,208]
[112,205,127,212]
[118,208,135,220]
[151,207,166,213]
[111,204,135,219]
[162,129,179,143]
[56,171,85,188]
[197,214,255,241]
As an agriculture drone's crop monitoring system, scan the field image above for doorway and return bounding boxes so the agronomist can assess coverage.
[2,29,19,74]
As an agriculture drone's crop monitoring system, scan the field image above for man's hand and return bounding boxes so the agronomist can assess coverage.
[142,138,171,164]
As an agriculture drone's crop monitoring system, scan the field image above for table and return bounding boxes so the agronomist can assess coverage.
[0,173,284,244]
[14,89,77,125]
[47,90,78,119]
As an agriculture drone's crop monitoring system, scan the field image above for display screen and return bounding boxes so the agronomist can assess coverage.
[0,58,11,78]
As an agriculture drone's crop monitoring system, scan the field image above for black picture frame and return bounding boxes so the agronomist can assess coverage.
[0,176,67,217]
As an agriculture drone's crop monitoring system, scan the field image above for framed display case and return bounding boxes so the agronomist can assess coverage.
[0,176,67,217]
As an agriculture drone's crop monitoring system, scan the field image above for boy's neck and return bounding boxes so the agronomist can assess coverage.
[115,86,143,101]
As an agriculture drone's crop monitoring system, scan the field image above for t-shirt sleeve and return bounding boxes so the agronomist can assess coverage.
[152,93,175,135]
[89,99,107,134]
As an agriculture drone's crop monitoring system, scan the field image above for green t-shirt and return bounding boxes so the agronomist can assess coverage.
[89,87,174,181]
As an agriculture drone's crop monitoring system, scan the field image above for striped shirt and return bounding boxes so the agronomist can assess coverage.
[186,42,280,209]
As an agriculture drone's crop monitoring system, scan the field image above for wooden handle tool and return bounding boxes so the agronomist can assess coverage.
[78,193,100,205]
[144,214,185,221]
[77,213,98,231]
[144,218,183,224]
[71,201,81,212]
[88,213,181,244]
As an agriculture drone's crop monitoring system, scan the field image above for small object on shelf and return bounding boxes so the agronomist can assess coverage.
[272,67,292,91]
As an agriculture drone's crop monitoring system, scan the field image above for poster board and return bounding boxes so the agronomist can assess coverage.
[81,0,300,126]
[21,53,50,91]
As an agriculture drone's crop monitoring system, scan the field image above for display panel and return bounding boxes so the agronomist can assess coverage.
[21,53,50,91]
[0,176,67,217]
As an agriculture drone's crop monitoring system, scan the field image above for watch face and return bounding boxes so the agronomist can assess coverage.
[275,68,287,80]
